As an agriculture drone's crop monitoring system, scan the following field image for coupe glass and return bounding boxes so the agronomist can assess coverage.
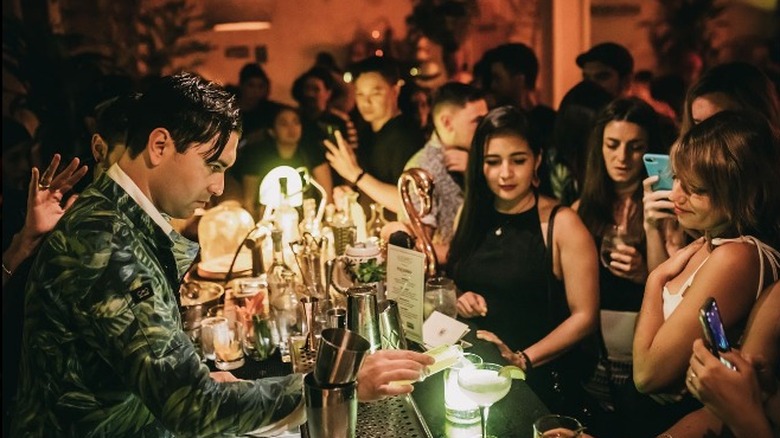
[457,362,512,438]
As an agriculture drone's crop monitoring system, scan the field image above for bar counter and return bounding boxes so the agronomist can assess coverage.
[219,325,549,437]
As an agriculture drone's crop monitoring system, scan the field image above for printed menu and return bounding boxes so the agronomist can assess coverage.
[385,244,426,344]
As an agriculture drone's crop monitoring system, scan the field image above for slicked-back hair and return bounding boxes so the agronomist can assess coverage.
[126,72,241,162]
[94,93,142,153]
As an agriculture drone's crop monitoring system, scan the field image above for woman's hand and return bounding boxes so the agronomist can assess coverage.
[356,349,434,402]
[652,237,705,283]
[687,339,767,433]
[642,175,676,231]
[607,243,648,284]
[456,291,487,318]
[23,154,88,242]
[476,330,527,369]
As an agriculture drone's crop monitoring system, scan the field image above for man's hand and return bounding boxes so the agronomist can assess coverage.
[356,349,434,402]
[325,130,362,184]
[443,147,469,173]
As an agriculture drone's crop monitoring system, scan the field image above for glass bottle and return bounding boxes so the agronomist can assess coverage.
[271,271,301,363]
[266,228,294,300]
[299,198,320,238]
[274,177,301,246]
[366,203,388,241]
[347,192,367,243]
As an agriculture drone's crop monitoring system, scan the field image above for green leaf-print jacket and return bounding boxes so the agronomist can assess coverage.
[12,173,302,437]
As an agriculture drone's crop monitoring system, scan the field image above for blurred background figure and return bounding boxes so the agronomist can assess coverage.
[576,42,635,99]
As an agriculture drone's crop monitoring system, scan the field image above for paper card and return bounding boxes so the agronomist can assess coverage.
[423,311,470,349]
[385,244,426,344]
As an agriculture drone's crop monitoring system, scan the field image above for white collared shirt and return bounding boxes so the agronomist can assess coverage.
[106,164,174,237]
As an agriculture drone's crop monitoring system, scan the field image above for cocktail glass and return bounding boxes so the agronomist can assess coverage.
[457,362,512,438]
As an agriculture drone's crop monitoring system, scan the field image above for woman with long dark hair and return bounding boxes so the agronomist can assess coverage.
[573,98,668,435]
[448,106,600,425]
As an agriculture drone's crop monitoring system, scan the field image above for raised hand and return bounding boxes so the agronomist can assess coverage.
[24,154,88,240]
[642,175,676,230]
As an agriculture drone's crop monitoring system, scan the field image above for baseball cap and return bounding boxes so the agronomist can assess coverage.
[576,42,634,77]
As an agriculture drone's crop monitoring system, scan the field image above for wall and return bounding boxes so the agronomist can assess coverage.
[189,0,414,105]
[590,0,663,73]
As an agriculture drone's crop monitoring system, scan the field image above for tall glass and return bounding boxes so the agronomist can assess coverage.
[457,362,512,438]
[424,277,458,320]
[600,225,641,268]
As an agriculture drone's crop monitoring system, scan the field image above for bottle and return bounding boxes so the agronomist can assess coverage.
[274,177,301,246]
[347,192,367,243]
[366,203,388,241]
[271,271,301,363]
[299,198,320,238]
[266,228,294,300]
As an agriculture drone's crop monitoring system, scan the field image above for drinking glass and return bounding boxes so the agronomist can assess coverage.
[599,225,641,268]
[444,353,483,424]
[213,318,245,370]
[457,362,512,438]
[533,414,583,438]
[200,316,228,361]
[424,277,458,320]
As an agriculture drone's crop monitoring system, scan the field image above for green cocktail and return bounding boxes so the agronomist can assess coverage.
[457,363,512,438]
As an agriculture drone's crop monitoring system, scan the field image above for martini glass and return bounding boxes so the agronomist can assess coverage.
[457,362,512,438]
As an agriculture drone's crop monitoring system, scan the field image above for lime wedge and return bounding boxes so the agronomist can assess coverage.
[498,365,526,380]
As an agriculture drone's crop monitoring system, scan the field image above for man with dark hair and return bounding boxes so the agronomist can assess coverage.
[488,43,540,109]
[486,42,557,197]
[237,62,284,146]
[326,56,425,218]
[12,72,431,436]
[576,42,635,98]
[404,82,488,263]
[90,93,141,180]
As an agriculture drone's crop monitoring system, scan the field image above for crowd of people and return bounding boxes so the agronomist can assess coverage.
[2,38,780,437]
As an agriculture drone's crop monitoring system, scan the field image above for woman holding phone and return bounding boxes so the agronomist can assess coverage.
[642,62,780,271]
[633,111,780,434]
[572,98,668,435]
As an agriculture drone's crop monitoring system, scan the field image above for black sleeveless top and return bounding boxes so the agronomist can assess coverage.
[451,201,556,351]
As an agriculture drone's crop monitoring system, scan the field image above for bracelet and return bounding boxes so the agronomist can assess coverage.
[352,170,366,186]
[2,261,12,277]
[518,350,533,371]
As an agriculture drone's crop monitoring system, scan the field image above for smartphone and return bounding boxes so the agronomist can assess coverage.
[699,297,735,369]
[643,153,673,191]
